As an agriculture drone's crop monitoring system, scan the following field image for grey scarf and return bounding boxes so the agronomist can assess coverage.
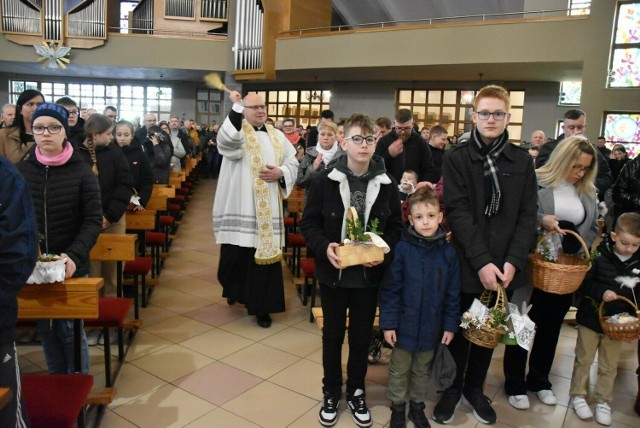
[471,127,509,217]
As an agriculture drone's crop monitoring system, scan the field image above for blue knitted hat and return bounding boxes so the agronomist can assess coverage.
[32,102,70,136]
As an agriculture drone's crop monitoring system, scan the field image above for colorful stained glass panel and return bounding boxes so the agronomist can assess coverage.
[615,3,640,44]
[610,48,640,87]
[604,113,640,157]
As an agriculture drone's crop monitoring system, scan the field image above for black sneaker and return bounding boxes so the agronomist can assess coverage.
[432,388,461,425]
[347,389,372,427]
[461,389,496,425]
[409,401,430,428]
[319,393,339,426]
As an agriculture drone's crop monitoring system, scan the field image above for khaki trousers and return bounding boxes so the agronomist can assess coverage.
[569,324,622,404]
[388,346,434,404]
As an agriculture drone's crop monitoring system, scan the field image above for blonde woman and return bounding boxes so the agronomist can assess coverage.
[295,121,344,188]
[505,136,599,410]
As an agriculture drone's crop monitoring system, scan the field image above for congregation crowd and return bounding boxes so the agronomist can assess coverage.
[1,84,640,428]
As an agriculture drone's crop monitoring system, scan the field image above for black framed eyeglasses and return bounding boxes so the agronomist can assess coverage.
[346,135,377,145]
[475,111,508,120]
[33,125,63,134]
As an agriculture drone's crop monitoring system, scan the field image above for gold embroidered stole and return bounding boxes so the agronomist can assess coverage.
[242,120,284,264]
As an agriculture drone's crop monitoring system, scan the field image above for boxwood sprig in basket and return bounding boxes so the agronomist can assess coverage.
[346,214,382,242]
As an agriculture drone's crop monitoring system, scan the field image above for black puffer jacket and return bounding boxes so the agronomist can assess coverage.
[77,142,133,223]
[142,138,173,184]
[576,235,640,333]
[17,149,102,277]
[120,140,153,207]
[612,156,640,221]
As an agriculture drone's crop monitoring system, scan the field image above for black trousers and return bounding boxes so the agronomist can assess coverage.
[503,288,573,394]
[217,244,285,315]
[320,284,379,398]
[446,292,497,394]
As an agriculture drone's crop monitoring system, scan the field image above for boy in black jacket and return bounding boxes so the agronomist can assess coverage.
[569,212,640,426]
[301,113,402,427]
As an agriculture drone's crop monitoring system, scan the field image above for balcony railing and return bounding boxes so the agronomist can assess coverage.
[279,8,590,37]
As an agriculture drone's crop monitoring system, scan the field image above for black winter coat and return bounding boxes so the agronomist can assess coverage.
[576,235,640,333]
[77,142,133,223]
[120,140,153,207]
[17,150,102,277]
[612,156,640,221]
[443,136,538,294]
[301,158,403,288]
[142,139,173,184]
[375,130,434,183]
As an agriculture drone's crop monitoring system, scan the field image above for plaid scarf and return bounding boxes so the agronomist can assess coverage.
[471,127,509,217]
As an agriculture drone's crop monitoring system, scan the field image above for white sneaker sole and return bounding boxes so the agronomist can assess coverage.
[432,397,460,424]
[461,396,493,425]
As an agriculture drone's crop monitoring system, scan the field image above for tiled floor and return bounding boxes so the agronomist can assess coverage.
[17,178,640,428]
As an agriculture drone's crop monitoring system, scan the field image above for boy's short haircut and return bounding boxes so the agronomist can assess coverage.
[318,121,338,134]
[55,96,78,107]
[614,212,640,237]
[321,109,335,120]
[407,187,440,212]
[395,109,413,123]
[429,125,447,138]
[344,113,375,137]
[473,84,511,111]
[403,169,418,181]
[376,116,391,129]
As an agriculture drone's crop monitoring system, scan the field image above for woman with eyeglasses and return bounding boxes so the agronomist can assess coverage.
[17,103,102,373]
[504,135,599,411]
[0,89,45,164]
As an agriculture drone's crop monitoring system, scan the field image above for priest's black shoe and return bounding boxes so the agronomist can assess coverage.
[257,314,272,328]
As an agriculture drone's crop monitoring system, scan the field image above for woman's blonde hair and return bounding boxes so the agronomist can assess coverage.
[536,135,598,199]
[318,121,338,134]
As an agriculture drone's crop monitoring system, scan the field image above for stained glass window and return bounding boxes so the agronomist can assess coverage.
[609,2,640,88]
[604,113,640,158]
[559,81,582,105]
[569,0,591,16]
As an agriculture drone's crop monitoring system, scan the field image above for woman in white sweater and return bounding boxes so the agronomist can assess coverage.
[504,135,599,410]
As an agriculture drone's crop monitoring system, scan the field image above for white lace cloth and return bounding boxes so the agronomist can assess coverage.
[27,259,66,284]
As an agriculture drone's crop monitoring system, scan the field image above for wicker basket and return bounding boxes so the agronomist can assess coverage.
[599,296,640,341]
[530,229,591,295]
[463,286,507,349]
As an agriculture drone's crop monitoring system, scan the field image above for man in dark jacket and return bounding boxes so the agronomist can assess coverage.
[536,109,612,197]
[434,85,538,425]
[375,108,434,183]
[0,156,38,427]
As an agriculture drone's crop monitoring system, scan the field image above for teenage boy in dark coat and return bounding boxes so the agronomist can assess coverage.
[433,85,538,425]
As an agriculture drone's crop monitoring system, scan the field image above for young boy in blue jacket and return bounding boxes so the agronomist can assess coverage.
[380,186,461,428]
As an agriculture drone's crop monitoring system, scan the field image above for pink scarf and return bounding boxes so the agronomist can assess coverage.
[35,142,74,166]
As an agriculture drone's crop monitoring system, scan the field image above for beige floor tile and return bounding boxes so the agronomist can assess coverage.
[109,363,168,408]
[260,325,322,358]
[179,327,253,360]
[144,315,213,342]
[170,249,217,266]
[173,361,262,405]
[184,408,261,428]
[291,317,323,336]
[221,342,300,379]
[269,358,324,400]
[162,258,213,275]
[124,330,174,362]
[491,390,569,427]
[218,314,289,341]
[151,292,216,315]
[160,275,214,291]
[113,383,215,428]
[137,304,178,327]
[99,410,139,427]
[270,305,309,326]
[222,382,317,428]
[130,343,215,382]
[183,303,248,327]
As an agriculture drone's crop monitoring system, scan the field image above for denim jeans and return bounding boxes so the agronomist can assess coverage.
[37,319,90,374]
[320,284,378,398]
